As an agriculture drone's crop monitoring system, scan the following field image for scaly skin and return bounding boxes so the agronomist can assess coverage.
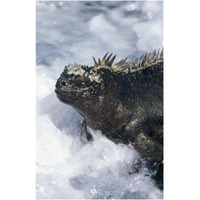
[55,51,163,163]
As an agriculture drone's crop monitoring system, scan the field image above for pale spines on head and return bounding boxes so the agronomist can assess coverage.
[93,57,98,66]
[102,52,109,60]
[91,53,116,72]
[109,55,116,67]
[139,54,144,68]
[92,52,132,74]
[96,58,100,65]
[112,58,131,74]
[106,53,113,66]
[93,52,117,67]
[65,63,85,76]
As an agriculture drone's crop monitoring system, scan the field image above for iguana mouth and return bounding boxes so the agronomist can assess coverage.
[55,88,76,104]
[55,87,74,94]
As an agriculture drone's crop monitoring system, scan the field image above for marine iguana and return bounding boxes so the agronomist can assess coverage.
[55,50,163,164]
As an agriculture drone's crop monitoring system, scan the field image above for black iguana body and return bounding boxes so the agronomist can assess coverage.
[55,50,163,163]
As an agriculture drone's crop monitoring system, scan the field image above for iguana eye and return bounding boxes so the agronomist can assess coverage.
[61,81,66,86]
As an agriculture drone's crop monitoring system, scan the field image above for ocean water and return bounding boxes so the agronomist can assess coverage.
[36,1,163,199]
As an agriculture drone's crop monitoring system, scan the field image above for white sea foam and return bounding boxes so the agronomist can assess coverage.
[36,1,163,199]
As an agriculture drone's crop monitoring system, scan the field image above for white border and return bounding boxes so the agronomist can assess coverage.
[0,0,35,200]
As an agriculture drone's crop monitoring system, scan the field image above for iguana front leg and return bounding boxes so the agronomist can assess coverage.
[80,120,93,142]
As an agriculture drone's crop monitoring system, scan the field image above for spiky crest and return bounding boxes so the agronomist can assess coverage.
[92,52,130,74]
[130,49,163,72]
[91,49,163,75]
[92,49,163,74]
[93,52,116,67]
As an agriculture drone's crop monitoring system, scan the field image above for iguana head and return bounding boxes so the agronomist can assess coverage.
[55,53,130,106]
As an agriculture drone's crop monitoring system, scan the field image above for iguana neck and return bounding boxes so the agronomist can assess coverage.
[71,88,133,134]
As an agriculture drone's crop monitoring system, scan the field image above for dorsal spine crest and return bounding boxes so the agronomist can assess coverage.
[92,49,163,74]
